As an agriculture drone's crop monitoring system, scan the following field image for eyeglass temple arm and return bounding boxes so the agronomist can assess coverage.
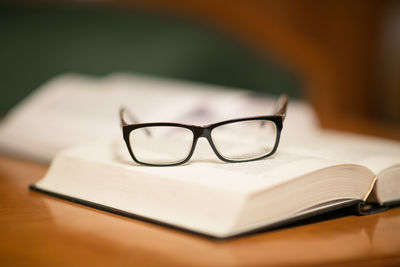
[119,107,138,126]
[119,107,151,136]
[273,94,288,121]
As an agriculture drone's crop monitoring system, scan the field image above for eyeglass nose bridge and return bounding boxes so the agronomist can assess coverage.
[191,126,219,159]
[192,125,212,140]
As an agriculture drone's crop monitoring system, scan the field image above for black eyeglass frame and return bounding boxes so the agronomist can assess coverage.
[120,94,288,166]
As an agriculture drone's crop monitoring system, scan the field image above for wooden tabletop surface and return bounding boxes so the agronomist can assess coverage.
[1,154,400,266]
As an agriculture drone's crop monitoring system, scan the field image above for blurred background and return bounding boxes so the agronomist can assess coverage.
[1,0,399,139]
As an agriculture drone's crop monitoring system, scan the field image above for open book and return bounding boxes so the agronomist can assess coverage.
[1,73,399,238]
[31,134,399,238]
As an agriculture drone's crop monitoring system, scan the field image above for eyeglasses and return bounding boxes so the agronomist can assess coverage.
[120,94,288,166]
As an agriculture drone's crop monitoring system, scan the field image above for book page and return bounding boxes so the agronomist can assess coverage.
[0,74,107,161]
[112,137,347,192]
[281,130,400,174]
[41,139,373,238]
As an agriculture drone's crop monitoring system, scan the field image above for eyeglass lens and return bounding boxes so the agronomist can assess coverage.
[211,120,277,161]
[129,126,194,165]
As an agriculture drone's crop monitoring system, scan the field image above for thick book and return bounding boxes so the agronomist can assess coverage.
[31,135,400,238]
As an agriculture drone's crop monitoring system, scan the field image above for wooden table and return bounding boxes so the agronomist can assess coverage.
[1,155,400,266]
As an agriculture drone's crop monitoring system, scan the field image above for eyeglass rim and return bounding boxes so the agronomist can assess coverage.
[122,115,283,166]
[120,94,288,166]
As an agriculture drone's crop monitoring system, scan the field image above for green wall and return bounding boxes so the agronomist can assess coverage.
[0,4,300,114]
